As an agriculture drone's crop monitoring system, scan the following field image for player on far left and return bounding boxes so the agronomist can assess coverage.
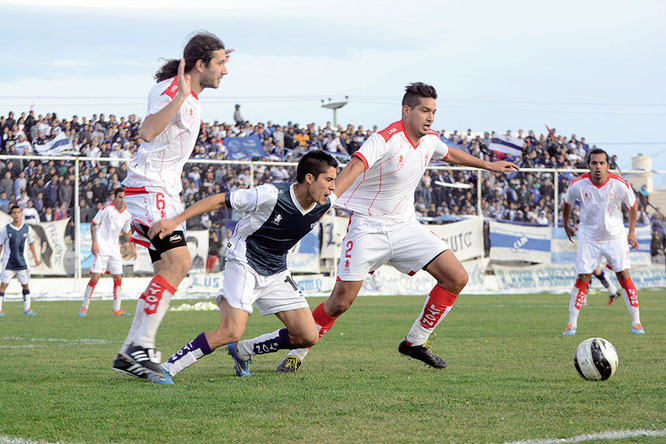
[0,205,41,316]
[79,188,136,317]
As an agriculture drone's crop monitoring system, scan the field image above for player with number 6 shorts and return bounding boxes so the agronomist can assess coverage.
[111,32,233,380]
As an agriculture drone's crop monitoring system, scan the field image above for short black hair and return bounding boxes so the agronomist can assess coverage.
[10,205,21,212]
[296,150,338,183]
[587,148,609,165]
[402,82,438,108]
[113,187,125,197]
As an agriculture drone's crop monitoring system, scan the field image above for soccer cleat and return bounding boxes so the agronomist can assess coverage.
[24,309,36,316]
[227,342,251,377]
[148,364,174,385]
[112,309,131,316]
[632,323,645,334]
[111,354,149,379]
[276,355,302,373]
[121,344,165,378]
[398,338,447,369]
[607,291,621,305]
[78,307,88,317]
[562,323,577,335]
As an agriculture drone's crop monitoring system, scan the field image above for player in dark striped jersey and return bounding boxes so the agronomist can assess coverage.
[146,150,337,383]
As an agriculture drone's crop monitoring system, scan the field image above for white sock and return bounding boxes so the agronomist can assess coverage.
[23,291,31,311]
[568,281,588,328]
[113,280,122,312]
[82,281,95,310]
[622,290,641,325]
[606,279,618,296]
[0,295,4,312]
[120,299,146,355]
[133,275,177,349]
[405,305,453,346]
[285,347,309,361]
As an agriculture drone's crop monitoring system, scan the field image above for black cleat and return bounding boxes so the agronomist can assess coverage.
[112,354,149,379]
[607,291,621,305]
[398,338,447,369]
[276,355,302,373]
[121,345,164,378]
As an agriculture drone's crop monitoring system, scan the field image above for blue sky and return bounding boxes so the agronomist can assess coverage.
[1,0,665,171]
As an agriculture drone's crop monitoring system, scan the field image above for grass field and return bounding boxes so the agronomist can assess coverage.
[1,290,665,444]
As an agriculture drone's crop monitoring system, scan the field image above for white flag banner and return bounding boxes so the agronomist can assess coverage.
[33,132,73,155]
[488,135,523,158]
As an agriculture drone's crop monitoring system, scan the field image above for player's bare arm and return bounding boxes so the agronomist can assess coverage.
[627,202,638,250]
[29,241,40,267]
[148,193,227,239]
[140,59,190,143]
[333,156,365,197]
[562,201,577,242]
[445,146,519,173]
[91,224,99,256]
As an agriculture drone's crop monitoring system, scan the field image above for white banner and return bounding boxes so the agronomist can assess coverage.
[429,217,484,262]
[186,230,209,272]
[187,271,333,296]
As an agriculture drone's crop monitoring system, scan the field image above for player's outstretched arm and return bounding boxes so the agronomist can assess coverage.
[445,146,519,173]
[140,59,190,143]
[334,156,365,197]
[148,193,227,240]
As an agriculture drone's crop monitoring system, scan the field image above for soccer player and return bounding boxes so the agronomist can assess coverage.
[562,148,644,335]
[145,151,337,383]
[277,82,519,373]
[112,32,232,379]
[0,206,41,316]
[78,188,136,317]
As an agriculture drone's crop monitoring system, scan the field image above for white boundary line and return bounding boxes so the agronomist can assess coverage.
[0,436,72,444]
[0,336,117,349]
[503,428,666,444]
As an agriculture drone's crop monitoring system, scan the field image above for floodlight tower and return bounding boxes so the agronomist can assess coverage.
[321,96,348,127]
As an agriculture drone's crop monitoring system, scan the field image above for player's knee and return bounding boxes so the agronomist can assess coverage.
[293,328,319,348]
[443,270,468,295]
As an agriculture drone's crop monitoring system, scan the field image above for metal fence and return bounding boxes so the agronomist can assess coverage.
[1,154,663,284]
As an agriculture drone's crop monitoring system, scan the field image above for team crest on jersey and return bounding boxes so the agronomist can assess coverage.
[584,191,590,200]
[424,153,429,167]
[398,155,404,164]
[271,213,283,226]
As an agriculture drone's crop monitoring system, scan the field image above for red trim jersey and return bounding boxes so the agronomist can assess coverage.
[335,120,449,220]
[563,172,637,241]
[123,76,201,196]
[92,204,132,256]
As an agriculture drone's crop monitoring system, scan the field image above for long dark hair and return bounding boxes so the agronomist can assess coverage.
[155,32,225,82]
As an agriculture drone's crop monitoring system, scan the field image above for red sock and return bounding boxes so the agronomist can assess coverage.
[113,278,121,299]
[618,277,639,307]
[418,285,458,329]
[140,275,177,315]
[574,279,589,310]
[312,303,338,337]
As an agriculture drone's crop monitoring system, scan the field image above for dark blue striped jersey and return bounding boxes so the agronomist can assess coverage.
[227,182,333,276]
[0,223,34,270]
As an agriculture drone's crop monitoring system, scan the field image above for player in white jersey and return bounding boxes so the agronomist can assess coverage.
[78,188,136,317]
[562,148,644,335]
[113,32,233,379]
[143,151,337,384]
[278,82,519,373]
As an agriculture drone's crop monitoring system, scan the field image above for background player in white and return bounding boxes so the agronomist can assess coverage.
[277,82,519,372]
[145,151,337,383]
[0,206,40,316]
[113,32,232,379]
[562,148,644,335]
[79,188,136,317]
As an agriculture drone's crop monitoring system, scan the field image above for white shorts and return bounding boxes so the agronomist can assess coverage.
[576,234,630,275]
[217,259,309,316]
[90,254,123,275]
[337,215,449,281]
[125,190,186,250]
[1,268,30,285]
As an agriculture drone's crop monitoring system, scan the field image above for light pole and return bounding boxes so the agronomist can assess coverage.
[321,96,348,127]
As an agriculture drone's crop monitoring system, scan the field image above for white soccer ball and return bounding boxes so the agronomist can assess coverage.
[573,337,618,381]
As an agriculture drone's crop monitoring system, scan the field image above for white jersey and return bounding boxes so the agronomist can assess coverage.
[92,204,132,256]
[335,120,449,220]
[564,172,637,242]
[123,76,202,196]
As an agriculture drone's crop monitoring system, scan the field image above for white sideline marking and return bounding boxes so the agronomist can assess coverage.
[0,436,72,444]
[1,336,117,349]
[503,428,666,444]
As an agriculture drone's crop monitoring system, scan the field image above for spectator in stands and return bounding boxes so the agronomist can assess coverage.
[23,200,40,223]
[0,192,9,214]
[233,104,244,126]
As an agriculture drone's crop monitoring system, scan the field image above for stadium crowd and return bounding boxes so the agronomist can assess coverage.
[0,109,659,239]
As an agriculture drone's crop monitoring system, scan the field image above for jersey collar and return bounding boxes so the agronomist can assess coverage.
[290,184,315,215]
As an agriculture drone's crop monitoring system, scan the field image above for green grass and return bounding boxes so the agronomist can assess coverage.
[1,291,665,444]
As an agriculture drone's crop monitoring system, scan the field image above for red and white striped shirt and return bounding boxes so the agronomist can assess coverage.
[123,76,201,196]
[335,121,449,220]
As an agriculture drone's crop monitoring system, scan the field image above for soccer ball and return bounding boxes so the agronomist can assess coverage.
[573,337,618,381]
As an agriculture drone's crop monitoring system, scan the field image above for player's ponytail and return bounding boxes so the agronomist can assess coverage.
[155,32,225,82]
